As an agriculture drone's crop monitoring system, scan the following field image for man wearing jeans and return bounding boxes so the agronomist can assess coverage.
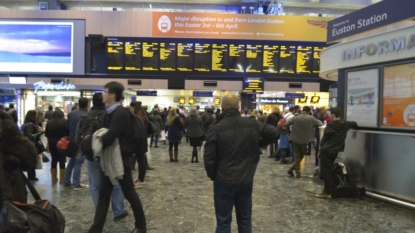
[286,106,322,178]
[204,94,279,233]
[88,82,146,233]
[76,93,127,221]
[64,97,89,190]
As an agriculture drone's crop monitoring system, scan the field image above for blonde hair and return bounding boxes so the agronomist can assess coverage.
[166,107,177,126]
[271,106,280,114]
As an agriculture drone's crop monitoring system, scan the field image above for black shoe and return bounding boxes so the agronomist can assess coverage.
[130,228,146,233]
[114,211,128,222]
[147,166,155,170]
[29,177,39,182]
[154,146,159,148]
[195,160,199,163]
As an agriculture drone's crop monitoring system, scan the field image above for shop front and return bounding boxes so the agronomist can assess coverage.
[257,97,294,113]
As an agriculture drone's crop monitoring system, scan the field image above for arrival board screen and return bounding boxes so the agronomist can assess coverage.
[107,39,123,71]
[142,42,159,71]
[313,46,324,74]
[160,42,176,71]
[296,46,312,74]
[243,77,264,93]
[212,44,228,72]
[195,43,211,72]
[279,45,296,74]
[125,41,141,71]
[177,43,194,72]
[263,45,279,74]
[246,44,262,73]
[229,44,245,72]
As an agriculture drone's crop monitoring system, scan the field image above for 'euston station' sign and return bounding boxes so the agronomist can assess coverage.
[33,81,76,94]
[327,0,415,43]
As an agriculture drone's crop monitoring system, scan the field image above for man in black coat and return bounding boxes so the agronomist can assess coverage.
[204,94,279,233]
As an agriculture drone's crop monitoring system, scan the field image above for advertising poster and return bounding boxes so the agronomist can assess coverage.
[382,62,415,129]
[346,69,379,127]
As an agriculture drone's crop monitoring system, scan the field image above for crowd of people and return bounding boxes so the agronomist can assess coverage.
[0,81,357,233]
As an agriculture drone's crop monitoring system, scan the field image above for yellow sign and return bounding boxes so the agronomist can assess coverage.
[179,97,185,104]
[153,12,332,42]
[214,98,221,105]
[189,97,195,105]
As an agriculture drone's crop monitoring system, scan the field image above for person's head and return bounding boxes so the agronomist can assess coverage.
[78,97,88,109]
[52,109,65,120]
[103,81,124,104]
[189,108,198,116]
[48,105,53,111]
[0,104,4,111]
[9,103,14,109]
[216,108,221,114]
[302,106,311,113]
[166,107,178,126]
[164,107,167,112]
[250,111,257,117]
[294,105,301,113]
[71,105,78,111]
[92,93,105,108]
[134,101,149,122]
[154,104,159,109]
[271,106,280,115]
[196,106,200,110]
[319,107,327,116]
[221,94,239,111]
[153,109,159,115]
[143,105,148,111]
[331,107,342,119]
[289,106,295,113]
[55,107,60,111]
[24,110,37,124]
[130,101,137,108]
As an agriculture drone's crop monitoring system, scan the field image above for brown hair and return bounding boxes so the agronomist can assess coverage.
[133,101,149,122]
[331,107,342,118]
[24,110,37,124]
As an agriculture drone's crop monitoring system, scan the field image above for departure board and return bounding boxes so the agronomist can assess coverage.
[263,45,279,73]
[107,39,124,71]
[243,77,264,93]
[212,44,228,72]
[177,43,194,72]
[313,46,325,74]
[142,42,159,71]
[160,42,176,71]
[246,44,262,73]
[125,41,141,71]
[296,45,312,74]
[195,43,211,72]
[279,45,296,74]
[229,44,245,72]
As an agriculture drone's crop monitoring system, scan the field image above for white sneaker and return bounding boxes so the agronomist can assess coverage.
[134,181,145,189]
[74,184,89,191]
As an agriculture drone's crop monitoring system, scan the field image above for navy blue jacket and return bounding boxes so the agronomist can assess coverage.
[166,116,184,143]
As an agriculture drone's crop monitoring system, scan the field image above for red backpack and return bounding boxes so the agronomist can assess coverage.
[276,118,287,134]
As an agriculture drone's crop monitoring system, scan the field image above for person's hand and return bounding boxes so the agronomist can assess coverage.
[38,127,45,132]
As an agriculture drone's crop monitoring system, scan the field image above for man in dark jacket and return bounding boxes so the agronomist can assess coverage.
[204,94,279,233]
[88,82,146,233]
[6,103,18,125]
[45,105,54,121]
[315,107,357,199]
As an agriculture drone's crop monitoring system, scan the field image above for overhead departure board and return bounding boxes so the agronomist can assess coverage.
[279,45,296,74]
[160,42,176,71]
[243,77,264,93]
[263,45,279,74]
[125,41,141,71]
[107,39,124,71]
[177,43,194,72]
[142,42,159,71]
[246,44,262,73]
[296,45,312,74]
[313,46,324,74]
[212,44,228,72]
[229,44,245,72]
[195,43,211,72]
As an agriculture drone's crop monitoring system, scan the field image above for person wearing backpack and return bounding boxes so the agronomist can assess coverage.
[276,114,290,164]
[202,107,214,134]
[149,109,162,148]
[266,106,282,158]
[76,93,128,222]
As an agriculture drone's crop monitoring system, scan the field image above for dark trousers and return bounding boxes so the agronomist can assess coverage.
[137,154,147,182]
[89,164,146,233]
[169,141,179,151]
[49,141,66,169]
[214,182,253,233]
[27,167,36,179]
[191,146,198,162]
[320,152,338,194]
[315,137,320,166]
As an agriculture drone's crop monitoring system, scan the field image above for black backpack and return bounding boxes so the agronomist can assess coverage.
[202,113,213,128]
[331,162,366,198]
[129,112,146,155]
[78,113,104,160]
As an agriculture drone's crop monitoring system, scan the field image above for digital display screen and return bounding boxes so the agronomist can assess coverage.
[279,45,296,74]
[107,39,124,71]
[177,43,194,72]
[313,46,324,74]
[212,44,228,72]
[142,42,159,71]
[246,44,262,73]
[195,43,211,72]
[263,45,279,74]
[296,45,312,74]
[160,42,176,71]
[243,77,264,93]
[125,41,141,71]
[229,44,245,72]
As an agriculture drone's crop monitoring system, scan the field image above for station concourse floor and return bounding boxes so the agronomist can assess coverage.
[31,139,415,233]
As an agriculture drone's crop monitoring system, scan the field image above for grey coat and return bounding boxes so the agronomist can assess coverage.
[286,111,322,144]
[185,115,204,138]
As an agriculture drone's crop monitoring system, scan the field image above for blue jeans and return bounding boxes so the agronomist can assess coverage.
[214,181,253,233]
[64,154,85,187]
[87,160,125,217]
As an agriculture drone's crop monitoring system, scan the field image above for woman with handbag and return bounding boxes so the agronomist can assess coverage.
[21,110,44,181]
[45,109,69,184]
[185,108,204,163]
[166,107,185,162]
[149,109,162,148]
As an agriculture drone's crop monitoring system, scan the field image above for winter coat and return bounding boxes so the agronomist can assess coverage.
[151,115,162,135]
[166,116,185,142]
[320,120,358,154]
[45,118,68,144]
[286,111,323,144]
[185,115,203,138]
[204,109,280,187]
[0,112,37,204]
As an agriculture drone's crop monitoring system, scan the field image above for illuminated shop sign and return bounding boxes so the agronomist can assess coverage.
[33,80,76,94]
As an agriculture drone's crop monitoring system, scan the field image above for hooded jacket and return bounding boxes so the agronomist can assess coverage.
[320,120,358,154]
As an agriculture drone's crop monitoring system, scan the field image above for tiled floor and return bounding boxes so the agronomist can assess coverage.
[30,138,415,233]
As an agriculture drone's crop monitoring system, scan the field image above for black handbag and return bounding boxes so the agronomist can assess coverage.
[148,121,159,136]
[34,140,46,154]
[0,152,66,233]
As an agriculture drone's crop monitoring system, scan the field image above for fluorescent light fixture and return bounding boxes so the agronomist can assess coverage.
[9,76,27,84]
